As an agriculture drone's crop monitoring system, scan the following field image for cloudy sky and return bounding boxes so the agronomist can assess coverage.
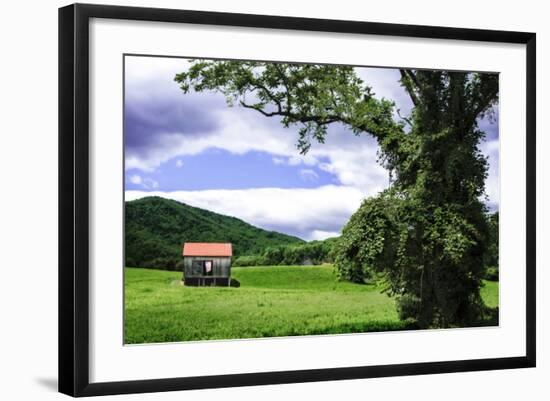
[124,55,499,241]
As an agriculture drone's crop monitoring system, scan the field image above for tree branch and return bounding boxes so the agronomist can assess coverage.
[471,90,498,123]
[399,69,420,107]
[239,99,346,126]
[239,101,281,117]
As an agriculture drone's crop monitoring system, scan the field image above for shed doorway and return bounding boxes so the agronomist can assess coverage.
[203,260,213,276]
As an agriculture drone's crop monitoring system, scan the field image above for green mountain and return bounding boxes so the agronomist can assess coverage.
[125,196,304,269]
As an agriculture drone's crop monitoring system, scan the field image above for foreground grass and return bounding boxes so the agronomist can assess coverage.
[124,266,499,344]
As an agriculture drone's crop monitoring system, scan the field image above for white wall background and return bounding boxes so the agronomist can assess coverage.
[0,0,547,399]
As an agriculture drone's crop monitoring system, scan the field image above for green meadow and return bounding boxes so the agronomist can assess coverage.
[124,266,499,344]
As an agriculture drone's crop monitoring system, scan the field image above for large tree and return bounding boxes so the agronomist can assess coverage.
[175,62,498,328]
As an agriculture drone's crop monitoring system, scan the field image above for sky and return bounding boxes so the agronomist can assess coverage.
[124,55,499,241]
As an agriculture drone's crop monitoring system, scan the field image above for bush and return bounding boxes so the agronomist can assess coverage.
[175,259,186,272]
[262,239,337,266]
[232,255,268,267]
[334,194,399,283]
[484,266,499,281]
[145,257,178,270]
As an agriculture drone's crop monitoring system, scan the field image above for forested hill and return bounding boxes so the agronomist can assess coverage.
[125,196,304,269]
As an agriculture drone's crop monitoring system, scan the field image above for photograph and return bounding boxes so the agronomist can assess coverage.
[123,55,500,344]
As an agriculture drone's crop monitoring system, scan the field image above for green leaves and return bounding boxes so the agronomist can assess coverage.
[334,190,402,284]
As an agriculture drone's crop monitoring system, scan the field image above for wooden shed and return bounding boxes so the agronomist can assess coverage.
[182,242,233,286]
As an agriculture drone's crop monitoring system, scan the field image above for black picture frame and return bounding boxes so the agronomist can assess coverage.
[58,3,536,397]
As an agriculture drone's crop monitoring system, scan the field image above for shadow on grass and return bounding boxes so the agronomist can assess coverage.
[285,308,499,337]
[473,306,499,327]
[284,320,420,337]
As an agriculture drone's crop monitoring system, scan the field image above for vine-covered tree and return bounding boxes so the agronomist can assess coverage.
[175,61,498,328]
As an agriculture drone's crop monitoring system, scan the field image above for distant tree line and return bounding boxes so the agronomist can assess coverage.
[233,238,338,267]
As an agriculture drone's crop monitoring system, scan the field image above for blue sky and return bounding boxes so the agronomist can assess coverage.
[127,150,336,191]
[124,56,499,240]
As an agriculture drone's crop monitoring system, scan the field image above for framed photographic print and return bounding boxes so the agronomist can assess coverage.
[58,3,536,397]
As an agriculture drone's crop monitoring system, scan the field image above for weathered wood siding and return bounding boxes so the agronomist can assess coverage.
[183,256,232,278]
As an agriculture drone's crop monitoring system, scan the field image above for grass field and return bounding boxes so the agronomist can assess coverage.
[124,265,499,344]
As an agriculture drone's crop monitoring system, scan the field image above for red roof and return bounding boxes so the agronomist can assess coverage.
[182,242,233,257]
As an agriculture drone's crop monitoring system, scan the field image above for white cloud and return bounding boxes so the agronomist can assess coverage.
[126,185,367,240]
[125,56,192,94]
[479,138,500,210]
[299,169,319,182]
[311,131,388,192]
[175,159,184,168]
[128,174,159,190]
[355,67,414,118]
[143,178,159,189]
[129,174,142,185]
[310,230,341,241]
[124,106,297,172]
[286,154,318,166]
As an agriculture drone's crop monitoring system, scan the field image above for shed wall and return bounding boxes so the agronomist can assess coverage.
[183,256,231,278]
